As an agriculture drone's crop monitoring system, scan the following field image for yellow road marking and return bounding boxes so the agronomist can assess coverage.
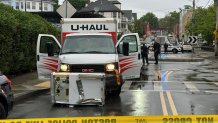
[166,91,178,115]
[165,71,178,115]
[34,81,50,88]
[159,91,168,115]
[154,70,168,115]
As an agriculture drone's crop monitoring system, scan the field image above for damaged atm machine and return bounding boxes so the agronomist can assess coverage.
[36,18,142,106]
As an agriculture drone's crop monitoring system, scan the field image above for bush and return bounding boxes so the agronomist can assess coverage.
[0,4,60,75]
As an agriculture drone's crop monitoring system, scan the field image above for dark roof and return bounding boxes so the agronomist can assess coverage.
[78,0,122,13]
[109,0,121,4]
[132,13,137,20]
[122,10,132,20]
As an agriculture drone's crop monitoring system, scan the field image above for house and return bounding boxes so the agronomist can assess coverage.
[78,0,128,34]
[0,0,55,12]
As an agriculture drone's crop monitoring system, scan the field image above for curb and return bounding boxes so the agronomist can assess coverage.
[14,88,50,104]
[148,58,204,62]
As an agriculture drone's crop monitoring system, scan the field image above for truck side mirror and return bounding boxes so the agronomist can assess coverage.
[46,42,54,56]
[123,42,129,56]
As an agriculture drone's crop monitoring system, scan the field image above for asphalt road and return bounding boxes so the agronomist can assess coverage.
[8,59,218,118]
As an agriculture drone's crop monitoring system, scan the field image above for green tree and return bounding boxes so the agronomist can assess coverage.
[68,0,88,10]
[159,11,180,33]
[53,0,59,10]
[0,4,60,74]
[186,6,216,43]
[140,12,159,30]
[128,19,144,37]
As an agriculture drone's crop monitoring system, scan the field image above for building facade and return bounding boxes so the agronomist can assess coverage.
[0,0,55,12]
[179,9,193,40]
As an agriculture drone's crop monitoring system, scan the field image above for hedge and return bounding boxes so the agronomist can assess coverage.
[0,4,60,75]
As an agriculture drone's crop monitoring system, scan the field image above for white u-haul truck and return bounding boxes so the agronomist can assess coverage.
[37,18,142,106]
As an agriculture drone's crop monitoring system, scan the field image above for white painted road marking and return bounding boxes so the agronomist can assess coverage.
[184,82,200,92]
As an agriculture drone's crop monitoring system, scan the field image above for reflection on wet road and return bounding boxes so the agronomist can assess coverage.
[9,61,218,118]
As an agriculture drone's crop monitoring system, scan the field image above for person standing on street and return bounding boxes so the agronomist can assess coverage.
[164,42,168,54]
[153,40,161,64]
[141,44,149,65]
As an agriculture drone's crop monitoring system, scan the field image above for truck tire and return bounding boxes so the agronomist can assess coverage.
[172,49,178,54]
[113,86,121,96]
[0,102,6,119]
[106,86,121,97]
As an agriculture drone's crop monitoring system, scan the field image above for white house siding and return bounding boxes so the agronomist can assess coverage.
[114,4,120,9]
[103,12,112,18]
[1,0,54,12]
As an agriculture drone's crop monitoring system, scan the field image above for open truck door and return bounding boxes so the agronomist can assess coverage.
[116,33,142,79]
[37,34,61,80]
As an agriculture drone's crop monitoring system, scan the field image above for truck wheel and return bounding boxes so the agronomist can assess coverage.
[0,102,6,119]
[172,49,178,54]
[106,86,121,97]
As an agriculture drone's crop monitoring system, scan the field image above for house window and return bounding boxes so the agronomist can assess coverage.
[44,3,48,11]
[20,2,23,9]
[122,24,126,28]
[32,2,36,9]
[16,2,19,9]
[26,2,30,9]
[118,23,121,29]
[113,12,117,18]
[118,12,121,18]
[39,3,42,10]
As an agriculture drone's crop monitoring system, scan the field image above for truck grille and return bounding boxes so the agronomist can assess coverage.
[70,64,105,73]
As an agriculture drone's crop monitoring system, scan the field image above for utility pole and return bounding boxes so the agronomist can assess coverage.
[214,0,218,56]
[192,0,195,36]
[65,0,68,18]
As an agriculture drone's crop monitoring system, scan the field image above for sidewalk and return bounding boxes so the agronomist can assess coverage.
[10,72,50,103]
[195,49,218,63]
[148,52,204,62]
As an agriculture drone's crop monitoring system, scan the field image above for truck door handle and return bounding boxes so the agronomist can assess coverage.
[138,53,141,60]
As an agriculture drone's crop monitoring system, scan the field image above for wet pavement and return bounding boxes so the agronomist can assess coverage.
[8,53,218,118]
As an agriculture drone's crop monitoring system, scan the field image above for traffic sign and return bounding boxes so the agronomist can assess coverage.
[187,36,198,44]
[56,0,77,18]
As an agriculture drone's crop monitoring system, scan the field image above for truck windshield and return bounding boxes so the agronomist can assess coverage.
[61,35,115,54]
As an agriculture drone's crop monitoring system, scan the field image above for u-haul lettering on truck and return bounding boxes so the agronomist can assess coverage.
[71,24,109,31]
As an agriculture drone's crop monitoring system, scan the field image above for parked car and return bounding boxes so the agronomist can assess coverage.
[161,43,182,54]
[182,42,192,52]
[143,37,154,50]
[0,71,13,119]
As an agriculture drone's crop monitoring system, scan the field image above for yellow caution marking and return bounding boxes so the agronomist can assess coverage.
[34,81,50,88]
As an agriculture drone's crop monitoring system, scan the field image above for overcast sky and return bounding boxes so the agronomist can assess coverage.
[91,0,213,18]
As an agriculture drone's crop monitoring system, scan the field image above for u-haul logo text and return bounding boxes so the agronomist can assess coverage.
[71,24,109,31]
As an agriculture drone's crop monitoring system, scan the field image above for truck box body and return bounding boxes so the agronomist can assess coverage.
[61,18,117,44]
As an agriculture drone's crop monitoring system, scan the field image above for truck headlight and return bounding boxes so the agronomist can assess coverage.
[106,64,115,71]
[60,64,70,72]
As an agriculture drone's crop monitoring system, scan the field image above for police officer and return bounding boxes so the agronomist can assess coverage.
[141,44,149,65]
[153,40,161,64]
[164,42,168,54]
